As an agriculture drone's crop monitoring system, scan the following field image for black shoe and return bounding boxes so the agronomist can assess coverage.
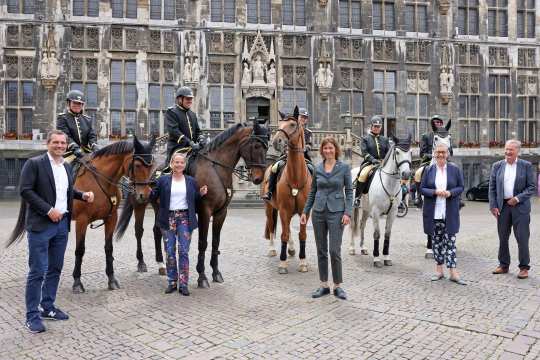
[164,284,177,294]
[333,287,347,300]
[25,318,46,333]
[262,192,272,201]
[40,307,69,321]
[179,286,190,296]
[311,287,330,298]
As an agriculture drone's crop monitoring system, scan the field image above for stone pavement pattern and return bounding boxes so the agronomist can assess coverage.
[0,200,539,360]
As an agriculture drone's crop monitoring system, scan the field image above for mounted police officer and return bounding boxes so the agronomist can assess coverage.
[354,115,390,207]
[56,90,99,169]
[262,107,313,201]
[165,86,205,167]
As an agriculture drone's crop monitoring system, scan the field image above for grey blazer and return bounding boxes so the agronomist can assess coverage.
[488,158,536,214]
[303,160,353,216]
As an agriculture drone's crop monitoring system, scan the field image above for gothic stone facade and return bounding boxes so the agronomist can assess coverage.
[0,0,539,197]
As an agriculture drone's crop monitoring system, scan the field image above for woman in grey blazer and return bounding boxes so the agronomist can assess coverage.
[300,137,353,300]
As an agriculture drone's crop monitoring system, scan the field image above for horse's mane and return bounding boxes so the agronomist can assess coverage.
[382,144,395,167]
[92,141,134,158]
[203,124,244,153]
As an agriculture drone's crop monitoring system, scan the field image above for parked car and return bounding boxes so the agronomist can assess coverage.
[466,180,489,201]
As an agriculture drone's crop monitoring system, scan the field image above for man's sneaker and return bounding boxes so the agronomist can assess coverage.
[26,318,46,333]
[41,308,69,321]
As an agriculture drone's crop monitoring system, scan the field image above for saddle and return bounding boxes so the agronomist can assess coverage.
[354,164,379,195]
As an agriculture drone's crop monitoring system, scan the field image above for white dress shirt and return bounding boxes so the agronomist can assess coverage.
[503,160,517,199]
[434,164,447,220]
[47,152,69,214]
[169,177,188,210]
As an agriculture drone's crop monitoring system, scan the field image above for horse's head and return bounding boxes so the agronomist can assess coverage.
[239,119,270,185]
[273,105,303,152]
[390,134,413,180]
[433,120,452,153]
[128,136,156,203]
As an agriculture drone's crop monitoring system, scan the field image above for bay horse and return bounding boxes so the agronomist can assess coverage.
[349,136,412,267]
[115,120,270,288]
[7,136,156,292]
[263,106,312,274]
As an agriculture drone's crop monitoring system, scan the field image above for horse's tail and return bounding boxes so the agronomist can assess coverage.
[114,198,134,242]
[6,200,27,248]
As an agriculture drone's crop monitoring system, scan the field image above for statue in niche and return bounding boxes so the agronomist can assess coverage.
[242,62,251,86]
[252,55,265,84]
[191,59,200,83]
[324,64,334,88]
[440,65,454,94]
[183,59,192,83]
[267,62,276,86]
[188,34,198,57]
[99,121,108,139]
[315,62,326,88]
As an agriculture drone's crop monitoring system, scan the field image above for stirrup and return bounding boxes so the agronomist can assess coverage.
[353,197,362,208]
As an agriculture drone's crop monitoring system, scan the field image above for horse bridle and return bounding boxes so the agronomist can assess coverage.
[275,118,305,153]
[378,146,412,214]
[127,154,156,187]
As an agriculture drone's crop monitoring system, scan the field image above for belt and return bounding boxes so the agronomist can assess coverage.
[169,209,188,213]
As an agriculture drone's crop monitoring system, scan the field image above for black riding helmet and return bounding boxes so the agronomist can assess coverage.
[370,115,384,127]
[176,86,194,98]
[431,114,444,125]
[66,90,85,103]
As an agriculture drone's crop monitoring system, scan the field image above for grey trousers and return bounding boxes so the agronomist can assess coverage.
[498,203,531,270]
[311,208,344,284]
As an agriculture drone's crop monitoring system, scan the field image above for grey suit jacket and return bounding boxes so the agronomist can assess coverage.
[488,158,536,214]
[303,160,353,216]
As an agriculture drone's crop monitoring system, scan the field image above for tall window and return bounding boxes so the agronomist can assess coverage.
[7,0,34,13]
[406,71,429,143]
[457,0,479,35]
[211,0,236,22]
[70,57,99,129]
[110,60,137,139]
[247,0,271,24]
[487,0,508,37]
[517,75,538,145]
[150,0,176,19]
[72,0,99,16]
[281,65,308,117]
[458,74,480,146]
[373,70,396,136]
[339,68,364,133]
[111,0,137,18]
[4,57,34,139]
[283,0,305,26]
[518,0,536,38]
[404,1,428,33]
[339,0,361,29]
[208,63,235,129]
[373,0,395,31]
[488,74,511,145]
[148,61,175,138]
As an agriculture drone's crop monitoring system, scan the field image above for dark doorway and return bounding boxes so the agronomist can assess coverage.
[246,97,270,123]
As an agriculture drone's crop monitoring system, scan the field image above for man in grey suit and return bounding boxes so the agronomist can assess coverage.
[489,139,537,279]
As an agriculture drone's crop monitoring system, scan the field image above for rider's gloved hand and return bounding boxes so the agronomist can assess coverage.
[73,148,83,158]
[190,141,201,152]
[372,159,381,166]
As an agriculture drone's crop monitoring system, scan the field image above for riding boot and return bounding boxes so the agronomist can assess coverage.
[354,181,365,208]
[262,171,278,201]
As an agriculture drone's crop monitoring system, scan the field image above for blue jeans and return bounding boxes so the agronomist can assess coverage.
[163,211,192,287]
[26,217,69,322]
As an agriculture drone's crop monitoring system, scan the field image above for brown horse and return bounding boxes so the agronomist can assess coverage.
[115,120,270,288]
[263,107,311,274]
[6,136,156,292]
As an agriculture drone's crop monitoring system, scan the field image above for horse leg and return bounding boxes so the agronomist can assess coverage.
[359,209,369,255]
[105,212,120,290]
[425,235,434,259]
[349,207,358,255]
[152,202,166,275]
[383,207,397,266]
[278,210,290,274]
[134,204,147,273]
[298,215,308,273]
[72,219,89,293]
[372,216,382,268]
[196,209,211,288]
[265,205,277,257]
[210,210,227,283]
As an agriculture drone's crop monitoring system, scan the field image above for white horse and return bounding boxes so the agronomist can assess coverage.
[349,136,412,267]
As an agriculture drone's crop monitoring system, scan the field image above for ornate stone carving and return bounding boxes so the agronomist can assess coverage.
[210,32,222,52]
[283,35,294,56]
[338,38,350,59]
[296,66,306,87]
[296,36,307,56]
[72,58,83,80]
[41,26,60,88]
[111,27,123,49]
[528,77,537,95]
[439,0,451,15]
[407,71,418,92]
[150,31,161,52]
[373,40,384,61]
[283,65,293,87]
[7,25,19,47]
[224,63,235,84]
[86,58,98,80]
[518,76,527,95]
[6,56,19,78]
[241,31,275,97]
[72,27,84,48]
[459,73,469,93]
[163,61,174,82]
[125,29,138,50]
[87,27,99,49]
[316,38,333,98]
[439,42,454,104]
[353,69,363,90]
[319,0,328,6]
[184,31,200,86]
[471,74,480,93]
[191,61,200,83]
[267,63,276,86]
[224,32,235,53]
[148,60,160,82]
[22,24,34,47]
[384,40,395,61]
[163,31,175,53]
[352,39,362,59]
[340,68,350,88]
[490,47,509,66]
[209,63,221,83]
[241,63,251,86]
[469,44,479,65]
[406,42,416,63]
[419,41,429,62]
[183,59,192,83]
[418,71,429,92]
[22,57,33,79]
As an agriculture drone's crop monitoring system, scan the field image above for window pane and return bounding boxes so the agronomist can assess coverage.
[373,2,382,30]
[529,97,536,119]
[386,94,396,116]
[223,87,234,112]
[111,61,122,82]
[459,95,467,117]
[351,0,361,29]
[22,109,32,134]
[149,111,161,136]
[406,94,416,117]
[111,111,122,136]
[164,0,175,19]
[340,91,350,114]
[374,71,384,90]
[489,75,496,93]
[111,0,123,18]
[339,0,349,28]
[125,112,136,135]
[23,0,34,13]
[373,93,384,114]
[124,84,137,108]
[211,0,222,22]
[296,90,307,109]
[163,85,175,107]
[469,9,478,34]
[7,0,18,13]
[6,82,18,106]
[247,0,257,23]
[22,82,33,106]
[527,13,535,38]
[209,87,221,111]
[418,5,428,32]
[458,8,466,35]
[110,84,122,108]
[419,94,428,117]
[384,3,395,31]
[6,110,18,133]
[501,97,509,118]
[352,92,363,114]
[407,119,417,141]
[149,84,161,109]
[85,83,98,108]
[517,98,525,118]
[518,12,525,38]
[404,5,414,32]
[126,0,137,18]
[488,10,496,36]
[295,0,305,26]
[224,0,235,22]
[71,82,84,93]
[518,121,526,141]
[283,0,293,24]
[500,11,508,37]
[260,0,271,24]
[489,121,496,141]
[125,61,137,82]
[280,89,294,114]
[88,0,99,16]
[150,0,161,19]
[210,112,221,128]
[489,97,496,118]
[384,71,395,91]
[470,96,479,117]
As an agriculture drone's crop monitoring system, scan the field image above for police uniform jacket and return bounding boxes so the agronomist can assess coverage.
[56,112,98,153]
[166,104,201,152]
[360,132,390,165]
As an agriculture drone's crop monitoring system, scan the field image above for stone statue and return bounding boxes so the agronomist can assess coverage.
[184,59,192,83]
[41,50,60,81]
[99,121,108,139]
[242,62,251,86]
[252,55,265,84]
[191,60,200,83]
[440,65,453,94]
[267,62,276,86]
[188,35,198,57]
[446,68,454,91]
[324,64,334,88]
[315,63,326,88]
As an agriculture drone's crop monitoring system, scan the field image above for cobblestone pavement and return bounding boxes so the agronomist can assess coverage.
[1,200,540,360]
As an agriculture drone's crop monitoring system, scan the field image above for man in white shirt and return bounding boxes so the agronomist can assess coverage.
[18,130,94,333]
[489,140,537,279]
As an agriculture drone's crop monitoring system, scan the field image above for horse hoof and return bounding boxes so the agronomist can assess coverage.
[108,279,121,290]
[212,272,224,283]
[268,249,277,257]
[288,249,296,257]
[298,264,308,273]
[72,281,85,294]
[373,261,383,268]
[361,249,369,255]
[158,267,166,276]
[198,279,210,288]
[137,262,148,273]
[349,248,356,256]
[384,260,393,266]
[278,267,288,274]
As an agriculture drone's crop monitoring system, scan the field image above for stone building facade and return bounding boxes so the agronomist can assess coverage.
[0,0,539,197]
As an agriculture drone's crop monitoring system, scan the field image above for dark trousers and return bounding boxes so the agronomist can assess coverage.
[432,220,457,268]
[311,208,344,284]
[163,211,192,287]
[498,203,531,270]
[26,217,69,322]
